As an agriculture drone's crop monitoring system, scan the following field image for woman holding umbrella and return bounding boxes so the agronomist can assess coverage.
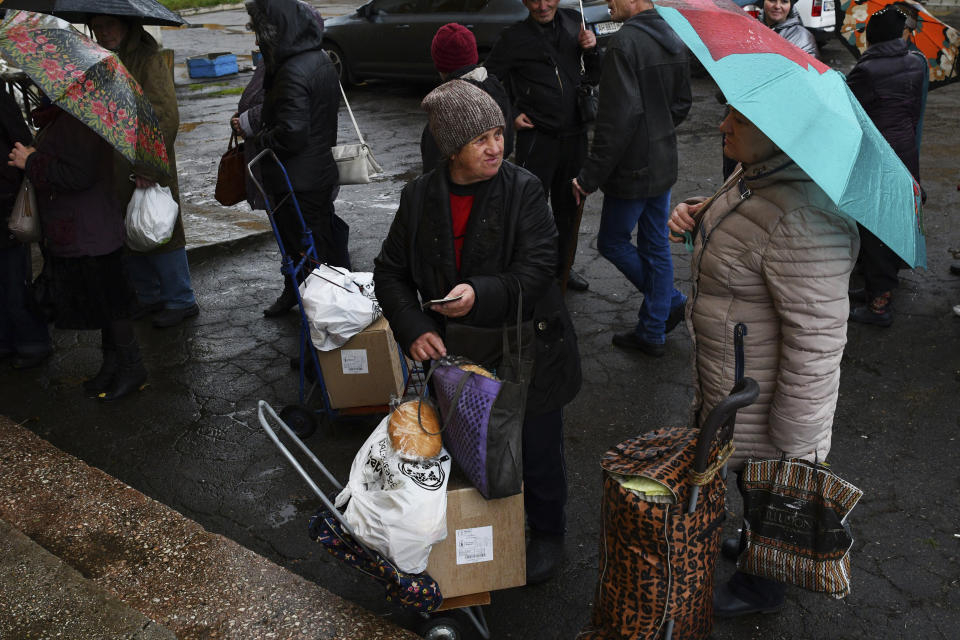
[668,107,859,617]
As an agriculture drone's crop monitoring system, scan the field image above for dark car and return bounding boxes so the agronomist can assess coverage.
[323,0,618,83]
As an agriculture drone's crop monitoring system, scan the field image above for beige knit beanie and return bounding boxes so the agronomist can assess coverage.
[421,79,505,159]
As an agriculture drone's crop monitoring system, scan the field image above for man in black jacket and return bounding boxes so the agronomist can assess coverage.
[246,0,350,317]
[486,0,599,292]
[573,0,691,357]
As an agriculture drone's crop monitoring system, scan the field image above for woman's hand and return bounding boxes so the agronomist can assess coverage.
[410,331,446,362]
[7,142,35,170]
[571,177,589,206]
[668,201,703,242]
[431,283,475,319]
[231,115,242,135]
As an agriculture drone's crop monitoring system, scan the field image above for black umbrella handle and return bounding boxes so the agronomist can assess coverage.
[692,377,759,475]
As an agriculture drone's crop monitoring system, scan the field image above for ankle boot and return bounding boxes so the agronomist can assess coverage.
[98,341,147,401]
[83,345,119,397]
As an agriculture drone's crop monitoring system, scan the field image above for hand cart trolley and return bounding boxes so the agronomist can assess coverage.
[578,377,760,640]
[258,400,494,640]
[247,150,423,439]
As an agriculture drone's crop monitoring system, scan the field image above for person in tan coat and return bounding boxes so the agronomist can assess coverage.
[668,106,859,618]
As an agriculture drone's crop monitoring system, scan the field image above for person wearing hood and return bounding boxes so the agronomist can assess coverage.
[759,0,819,58]
[420,23,514,174]
[89,15,200,329]
[245,0,349,318]
[572,0,692,358]
[845,7,926,327]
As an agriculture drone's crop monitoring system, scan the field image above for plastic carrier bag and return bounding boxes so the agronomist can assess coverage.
[125,184,178,251]
[299,264,381,351]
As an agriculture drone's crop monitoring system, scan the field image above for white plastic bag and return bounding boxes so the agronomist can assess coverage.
[335,414,450,574]
[125,184,178,251]
[299,264,382,351]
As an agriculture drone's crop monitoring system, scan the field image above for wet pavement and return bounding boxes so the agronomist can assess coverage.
[2,2,960,639]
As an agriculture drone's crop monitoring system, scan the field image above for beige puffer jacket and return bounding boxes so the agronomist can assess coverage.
[688,153,859,470]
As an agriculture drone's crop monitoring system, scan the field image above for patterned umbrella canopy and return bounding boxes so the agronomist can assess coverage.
[0,0,187,27]
[0,11,170,178]
[837,0,959,89]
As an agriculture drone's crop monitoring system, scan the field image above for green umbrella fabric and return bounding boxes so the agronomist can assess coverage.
[0,10,170,178]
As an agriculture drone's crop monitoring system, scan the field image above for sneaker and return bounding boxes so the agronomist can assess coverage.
[152,303,200,328]
[612,331,665,357]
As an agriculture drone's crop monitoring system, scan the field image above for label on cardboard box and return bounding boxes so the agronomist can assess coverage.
[455,525,494,565]
[340,349,369,374]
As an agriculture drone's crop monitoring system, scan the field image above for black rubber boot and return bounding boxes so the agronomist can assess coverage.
[98,340,147,401]
[83,345,118,397]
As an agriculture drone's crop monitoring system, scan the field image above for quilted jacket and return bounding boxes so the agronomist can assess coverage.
[687,153,859,469]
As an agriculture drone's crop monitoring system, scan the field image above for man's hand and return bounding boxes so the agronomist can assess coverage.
[7,142,35,170]
[667,201,703,242]
[578,28,597,51]
[571,177,590,206]
[410,331,446,362]
[430,283,475,319]
[514,112,535,130]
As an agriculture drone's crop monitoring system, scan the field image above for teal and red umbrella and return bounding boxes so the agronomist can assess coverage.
[0,10,170,178]
[653,0,926,268]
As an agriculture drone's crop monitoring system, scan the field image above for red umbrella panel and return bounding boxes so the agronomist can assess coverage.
[0,11,170,177]
[837,0,959,89]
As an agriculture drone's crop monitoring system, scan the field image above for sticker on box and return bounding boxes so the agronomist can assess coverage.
[455,525,493,565]
[340,349,369,374]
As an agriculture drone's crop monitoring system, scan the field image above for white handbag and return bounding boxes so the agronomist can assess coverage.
[333,82,383,185]
[8,178,40,243]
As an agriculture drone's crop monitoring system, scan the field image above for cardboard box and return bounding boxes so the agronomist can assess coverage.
[426,480,526,598]
[315,316,405,409]
[186,53,238,78]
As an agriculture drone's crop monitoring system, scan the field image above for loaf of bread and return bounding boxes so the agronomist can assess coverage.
[459,363,498,380]
[388,400,442,459]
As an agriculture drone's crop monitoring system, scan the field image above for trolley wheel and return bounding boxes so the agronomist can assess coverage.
[417,616,464,640]
[279,404,319,439]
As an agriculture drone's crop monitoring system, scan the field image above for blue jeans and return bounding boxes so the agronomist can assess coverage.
[126,248,196,310]
[0,245,51,356]
[597,192,685,344]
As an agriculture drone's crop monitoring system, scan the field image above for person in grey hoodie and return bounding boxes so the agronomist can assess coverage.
[572,0,692,357]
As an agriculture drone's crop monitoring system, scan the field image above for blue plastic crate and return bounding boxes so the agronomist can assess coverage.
[186,53,238,78]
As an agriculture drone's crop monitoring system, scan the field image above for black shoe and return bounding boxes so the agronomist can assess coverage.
[566,270,589,292]
[665,302,686,334]
[612,332,665,357]
[98,341,147,401]
[849,303,893,327]
[950,264,960,276]
[720,536,741,562]
[848,288,868,304]
[263,289,297,317]
[131,301,164,320]
[713,580,784,618]
[526,534,564,585]
[11,349,52,370]
[152,303,200,328]
[83,347,119,397]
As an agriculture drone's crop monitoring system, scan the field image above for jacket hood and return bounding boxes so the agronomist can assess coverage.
[861,37,910,60]
[115,22,158,58]
[624,10,686,56]
[246,0,325,68]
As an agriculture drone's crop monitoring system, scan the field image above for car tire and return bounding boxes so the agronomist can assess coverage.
[324,42,351,85]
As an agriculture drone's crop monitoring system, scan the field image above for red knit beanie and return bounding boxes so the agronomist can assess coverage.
[431,23,478,74]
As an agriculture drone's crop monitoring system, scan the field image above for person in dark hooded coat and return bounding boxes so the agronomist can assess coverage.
[245,0,349,317]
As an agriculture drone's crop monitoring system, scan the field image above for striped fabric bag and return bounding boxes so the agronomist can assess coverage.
[738,457,864,598]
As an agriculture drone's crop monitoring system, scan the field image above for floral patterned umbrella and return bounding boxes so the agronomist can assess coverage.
[0,10,170,177]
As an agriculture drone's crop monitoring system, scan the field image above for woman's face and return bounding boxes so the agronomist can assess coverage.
[763,0,791,26]
[449,127,504,184]
[89,16,129,51]
[720,109,778,165]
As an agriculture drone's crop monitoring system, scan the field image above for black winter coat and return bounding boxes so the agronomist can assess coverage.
[247,0,339,192]
[373,162,581,414]
[485,9,600,136]
[846,38,926,179]
[0,91,32,249]
[421,65,514,173]
[577,10,691,198]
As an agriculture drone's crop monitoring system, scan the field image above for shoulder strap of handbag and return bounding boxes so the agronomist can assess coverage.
[338,81,366,146]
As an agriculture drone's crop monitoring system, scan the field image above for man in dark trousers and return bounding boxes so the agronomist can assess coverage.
[573,0,691,357]
[246,0,350,317]
[486,0,599,291]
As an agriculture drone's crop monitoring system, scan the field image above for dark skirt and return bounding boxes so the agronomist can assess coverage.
[47,249,136,330]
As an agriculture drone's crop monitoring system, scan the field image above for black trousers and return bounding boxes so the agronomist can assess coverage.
[516,129,587,274]
[522,408,567,536]
[858,223,902,296]
[273,187,351,287]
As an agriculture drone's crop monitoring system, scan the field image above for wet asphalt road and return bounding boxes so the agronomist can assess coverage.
[3,5,960,639]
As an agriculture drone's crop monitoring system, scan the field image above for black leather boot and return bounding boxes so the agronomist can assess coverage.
[526,533,564,584]
[98,340,147,401]
[83,345,118,397]
[263,284,298,317]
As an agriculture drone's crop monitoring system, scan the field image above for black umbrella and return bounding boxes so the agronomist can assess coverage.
[0,0,187,27]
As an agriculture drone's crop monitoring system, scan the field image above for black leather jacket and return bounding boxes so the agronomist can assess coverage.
[247,0,339,192]
[577,10,691,198]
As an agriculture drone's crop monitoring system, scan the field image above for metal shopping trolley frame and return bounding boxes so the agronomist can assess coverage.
[247,149,422,439]
[258,400,490,640]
